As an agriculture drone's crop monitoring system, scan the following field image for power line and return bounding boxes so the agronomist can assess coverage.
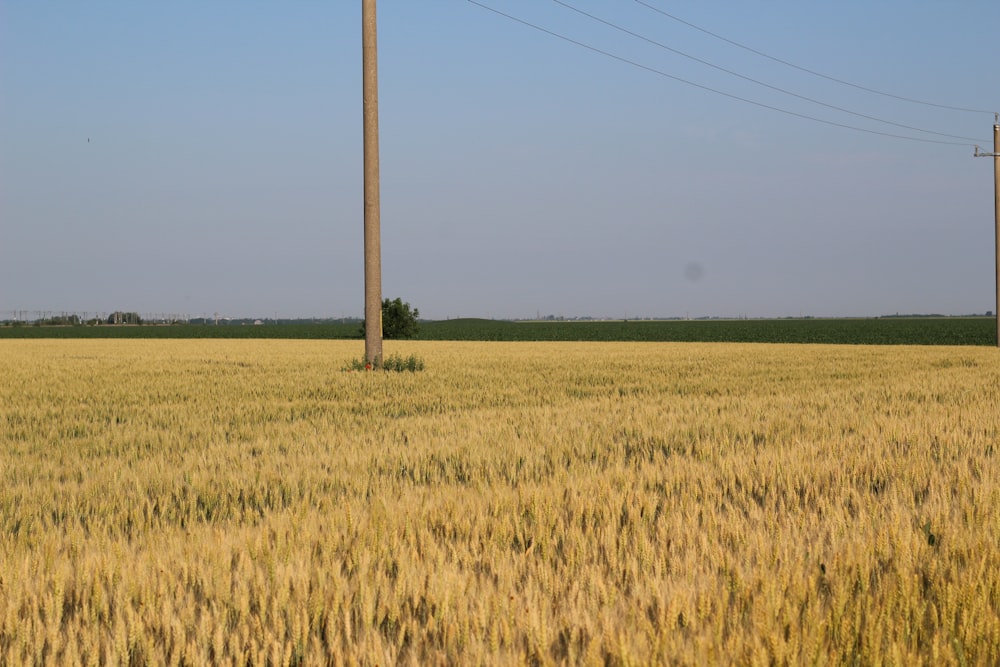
[550,0,983,143]
[465,0,982,147]
[633,0,996,116]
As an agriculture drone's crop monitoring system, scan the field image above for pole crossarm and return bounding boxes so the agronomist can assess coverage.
[974,114,1000,156]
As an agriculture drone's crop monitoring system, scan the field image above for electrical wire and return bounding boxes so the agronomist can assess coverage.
[633,0,996,116]
[550,0,983,143]
[465,0,986,147]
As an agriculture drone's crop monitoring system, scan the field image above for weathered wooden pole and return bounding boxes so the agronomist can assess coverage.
[362,0,383,365]
[994,119,999,347]
[974,116,1000,347]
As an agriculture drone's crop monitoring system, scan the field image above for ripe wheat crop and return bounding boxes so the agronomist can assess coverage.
[1,340,998,665]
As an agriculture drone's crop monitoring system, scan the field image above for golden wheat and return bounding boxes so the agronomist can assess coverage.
[1,339,998,665]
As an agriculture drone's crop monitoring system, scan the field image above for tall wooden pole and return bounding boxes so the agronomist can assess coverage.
[993,119,999,347]
[974,117,1000,347]
[362,0,383,365]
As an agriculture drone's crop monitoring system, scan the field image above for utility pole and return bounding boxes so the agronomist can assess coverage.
[362,0,383,366]
[975,114,1000,347]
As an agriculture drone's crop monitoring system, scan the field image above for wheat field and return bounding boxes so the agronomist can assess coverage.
[1,339,998,665]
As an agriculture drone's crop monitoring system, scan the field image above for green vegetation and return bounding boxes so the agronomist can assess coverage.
[343,352,426,372]
[359,297,421,339]
[0,322,361,340]
[418,317,995,345]
[3,316,991,345]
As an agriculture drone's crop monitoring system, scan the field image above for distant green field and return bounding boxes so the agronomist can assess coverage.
[419,317,995,346]
[0,322,359,340]
[0,317,994,345]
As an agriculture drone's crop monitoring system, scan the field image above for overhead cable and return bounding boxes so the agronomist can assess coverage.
[552,0,979,141]
[633,0,996,116]
[550,0,982,143]
[465,0,986,147]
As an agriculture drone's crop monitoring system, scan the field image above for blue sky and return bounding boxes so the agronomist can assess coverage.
[2,1,997,320]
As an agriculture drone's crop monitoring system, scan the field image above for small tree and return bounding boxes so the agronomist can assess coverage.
[107,311,143,325]
[360,297,419,339]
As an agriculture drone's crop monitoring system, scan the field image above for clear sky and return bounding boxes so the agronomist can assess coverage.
[2,1,997,320]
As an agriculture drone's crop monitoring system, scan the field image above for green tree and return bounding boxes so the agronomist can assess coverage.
[361,298,420,339]
[107,311,143,325]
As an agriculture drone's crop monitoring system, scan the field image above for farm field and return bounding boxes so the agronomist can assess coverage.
[420,317,996,345]
[1,339,999,665]
[0,316,995,346]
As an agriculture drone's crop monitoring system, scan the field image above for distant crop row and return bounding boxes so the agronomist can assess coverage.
[1,317,994,345]
[418,317,995,345]
[0,322,360,340]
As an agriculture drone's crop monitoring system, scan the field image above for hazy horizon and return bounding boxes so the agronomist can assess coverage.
[3,308,995,325]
